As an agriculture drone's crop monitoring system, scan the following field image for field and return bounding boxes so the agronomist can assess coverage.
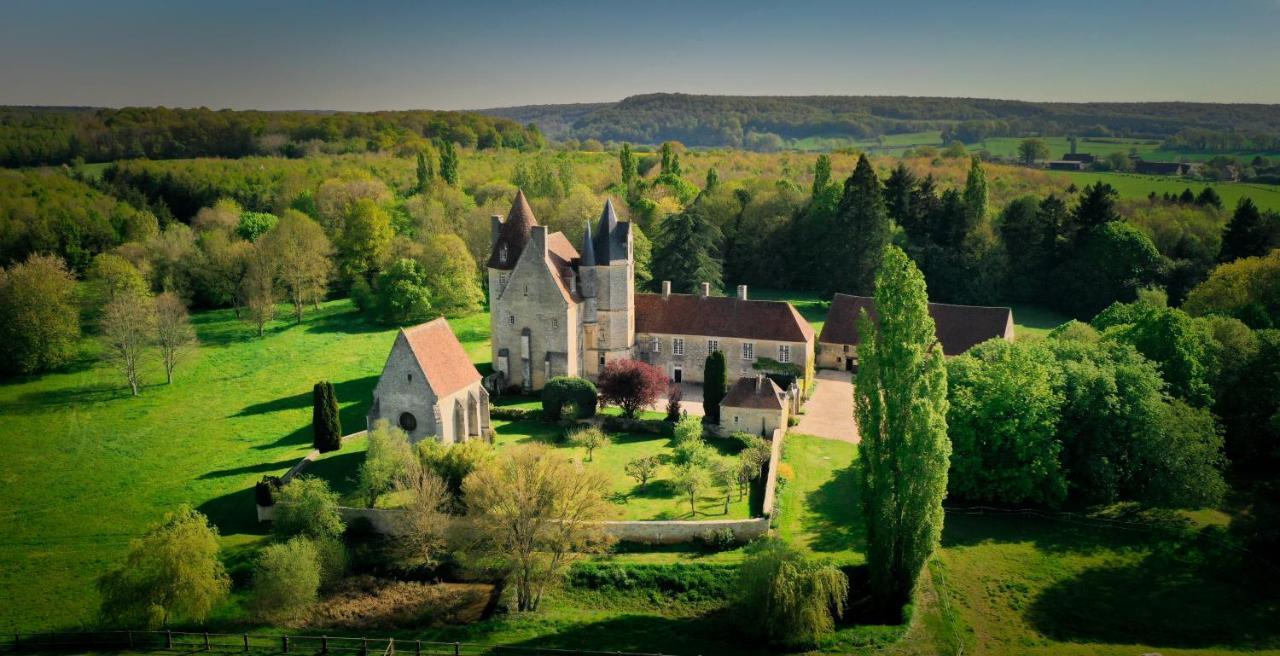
[1050,170,1280,212]
[3,295,1277,655]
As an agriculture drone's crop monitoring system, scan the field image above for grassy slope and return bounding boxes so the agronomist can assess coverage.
[1051,170,1280,212]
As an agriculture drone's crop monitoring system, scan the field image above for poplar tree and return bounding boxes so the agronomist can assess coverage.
[854,245,950,616]
[438,140,459,187]
[963,156,987,224]
[415,151,433,193]
[832,154,888,295]
[703,350,727,424]
[620,143,637,188]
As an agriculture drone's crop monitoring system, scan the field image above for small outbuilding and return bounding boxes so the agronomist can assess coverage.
[368,317,490,444]
[720,374,790,436]
[818,294,1015,371]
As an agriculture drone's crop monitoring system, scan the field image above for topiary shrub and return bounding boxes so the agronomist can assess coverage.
[541,376,598,420]
[312,381,342,453]
[255,475,282,506]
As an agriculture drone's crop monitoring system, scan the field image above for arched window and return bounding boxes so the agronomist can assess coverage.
[399,412,417,432]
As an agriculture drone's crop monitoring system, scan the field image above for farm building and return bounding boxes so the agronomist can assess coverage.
[1134,160,1198,175]
[1061,153,1096,164]
[817,294,1015,371]
[1048,160,1088,171]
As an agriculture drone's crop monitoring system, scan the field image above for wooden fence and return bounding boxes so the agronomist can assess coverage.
[0,631,682,656]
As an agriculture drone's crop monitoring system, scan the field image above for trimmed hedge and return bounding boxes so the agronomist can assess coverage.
[490,406,544,421]
[541,376,598,420]
[601,415,672,436]
[566,563,735,602]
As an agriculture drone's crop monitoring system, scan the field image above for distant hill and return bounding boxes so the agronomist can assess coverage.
[477,93,1280,147]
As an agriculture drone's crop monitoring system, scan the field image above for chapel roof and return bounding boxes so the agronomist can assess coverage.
[400,318,482,397]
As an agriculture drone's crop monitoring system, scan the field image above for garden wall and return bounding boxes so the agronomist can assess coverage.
[259,429,787,546]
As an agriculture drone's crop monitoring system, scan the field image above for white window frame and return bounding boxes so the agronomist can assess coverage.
[508,313,515,326]
[708,339,719,353]
[673,338,685,356]
[742,342,754,360]
[652,337,661,353]
[499,273,508,289]
[778,344,791,363]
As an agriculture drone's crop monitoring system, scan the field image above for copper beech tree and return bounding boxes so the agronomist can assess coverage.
[597,358,667,418]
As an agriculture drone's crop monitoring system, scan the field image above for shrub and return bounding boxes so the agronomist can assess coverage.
[673,414,704,445]
[664,385,682,422]
[598,358,667,418]
[570,426,610,461]
[274,476,345,541]
[736,538,849,648]
[251,537,321,621]
[698,527,738,552]
[566,563,734,603]
[541,376,598,420]
[416,438,493,503]
[490,406,542,421]
[255,475,282,506]
[601,415,672,436]
[357,420,415,508]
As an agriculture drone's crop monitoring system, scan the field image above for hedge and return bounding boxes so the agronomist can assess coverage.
[601,415,672,436]
[541,376,598,420]
[566,563,735,602]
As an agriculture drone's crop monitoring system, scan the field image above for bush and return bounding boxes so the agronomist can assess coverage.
[255,475,282,506]
[251,537,321,621]
[541,376,598,420]
[673,414,704,445]
[601,416,672,436]
[274,476,345,541]
[698,527,738,552]
[566,562,734,603]
[490,406,543,421]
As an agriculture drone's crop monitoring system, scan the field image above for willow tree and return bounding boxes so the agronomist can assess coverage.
[853,245,950,615]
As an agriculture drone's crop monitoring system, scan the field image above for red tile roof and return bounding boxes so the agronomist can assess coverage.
[819,294,1014,356]
[545,231,581,303]
[721,376,786,410]
[401,318,482,397]
[635,293,815,343]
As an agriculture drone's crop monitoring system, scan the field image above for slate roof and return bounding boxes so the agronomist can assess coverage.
[818,294,1014,356]
[721,376,786,410]
[486,190,537,270]
[400,318,482,397]
[635,293,815,343]
[591,199,630,264]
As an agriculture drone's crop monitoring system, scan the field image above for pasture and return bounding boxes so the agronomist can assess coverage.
[1050,170,1280,212]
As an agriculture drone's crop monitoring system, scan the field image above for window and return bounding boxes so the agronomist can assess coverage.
[499,273,508,288]
[842,344,850,354]
[552,317,558,328]
[778,344,791,363]
[499,244,509,264]
[733,415,740,426]
[508,313,515,326]
[652,337,661,353]
[742,342,754,360]
[708,339,719,353]
[399,412,417,432]
[599,353,606,368]
[673,338,685,356]
[406,373,412,382]
[523,283,528,297]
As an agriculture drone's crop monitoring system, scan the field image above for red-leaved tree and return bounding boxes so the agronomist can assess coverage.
[598,359,668,418]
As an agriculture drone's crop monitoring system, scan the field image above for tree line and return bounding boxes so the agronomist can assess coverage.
[0,105,543,167]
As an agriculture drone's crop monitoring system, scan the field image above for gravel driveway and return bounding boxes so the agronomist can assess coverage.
[793,369,859,442]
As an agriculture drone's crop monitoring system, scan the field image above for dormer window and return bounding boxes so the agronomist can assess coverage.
[499,244,509,263]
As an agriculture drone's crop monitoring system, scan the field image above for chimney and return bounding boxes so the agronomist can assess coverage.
[661,280,671,298]
[489,215,502,249]
[699,282,711,298]
[737,285,748,301]
[567,270,577,295]
[755,373,765,392]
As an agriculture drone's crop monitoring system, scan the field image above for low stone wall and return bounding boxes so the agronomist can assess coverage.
[258,429,788,546]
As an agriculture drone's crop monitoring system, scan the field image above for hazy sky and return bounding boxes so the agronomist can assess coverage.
[3,0,1279,110]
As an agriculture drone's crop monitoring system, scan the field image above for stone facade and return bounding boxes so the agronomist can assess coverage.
[636,332,812,386]
[368,319,489,444]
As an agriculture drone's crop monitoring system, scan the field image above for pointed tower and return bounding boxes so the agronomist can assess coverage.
[583,198,635,378]
[486,191,540,387]
[580,220,598,322]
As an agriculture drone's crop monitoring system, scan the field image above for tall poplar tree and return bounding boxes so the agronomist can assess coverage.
[962,156,987,224]
[831,154,888,295]
[415,151,433,193]
[438,140,459,187]
[703,350,727,424]
[619,143,637,188]
[854,245,951,615]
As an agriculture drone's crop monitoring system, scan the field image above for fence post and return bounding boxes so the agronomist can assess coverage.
[127,631,134,649]
[166,630,173,649]
[204,632,210,651]
[415,640,421,656]
[454,642,460,656]
[388,638,395,656]
[282,636,289,653]
[361,638,368,656]
[243,634,249,652]
[322,636,329,655]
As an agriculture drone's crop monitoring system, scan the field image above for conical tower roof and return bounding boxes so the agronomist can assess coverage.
[581,219,596,266]
[593,198,629,264]
[487,190,538,270]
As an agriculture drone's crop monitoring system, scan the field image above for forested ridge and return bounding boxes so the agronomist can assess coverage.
[0,106,543,167]
[480,93,1280,146]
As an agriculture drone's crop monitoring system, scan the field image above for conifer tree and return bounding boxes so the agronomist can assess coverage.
[854,245,950,616]
[660,142,673,174]
[1220,198,1265,262]
[812,154,833,196]
[651,202,723,293]
[703,350,727,424]
[831,154,889,295]
[705,167,719,192]
[313,381,342,452]
[415,151,433,193]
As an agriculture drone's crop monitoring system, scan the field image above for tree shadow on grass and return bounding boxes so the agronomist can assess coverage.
[9,382,129,412]
[804,460,864,553]
[1027,541,1280,649]
[939,510,1161,556]
[303,308,388,336]
[492,611,773,656]
[197,486,269,537]
[234,375,377,418]
[301,450,366,498]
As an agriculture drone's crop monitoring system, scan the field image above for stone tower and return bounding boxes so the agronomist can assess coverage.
[580,199,635,378]
[486,191,537,390]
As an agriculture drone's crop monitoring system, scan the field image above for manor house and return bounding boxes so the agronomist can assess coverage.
[487,191,815,392]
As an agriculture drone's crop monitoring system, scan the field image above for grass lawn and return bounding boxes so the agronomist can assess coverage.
[490,419,754,520]
[773,434,862,565]
[1051,170,1280,213]
[1009,303,1070,340]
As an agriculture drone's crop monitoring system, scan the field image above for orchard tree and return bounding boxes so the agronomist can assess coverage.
[598,358,667,418]
[673,462,709,516]
[100,290,157,396]
[97,506,230,628]
[625,455,660,487]
[703,350,727,424]
[455,444,613,612]
[854,245,950,615]
[570,426,610,462]
[153,292,197,384]
[0,254,81,375]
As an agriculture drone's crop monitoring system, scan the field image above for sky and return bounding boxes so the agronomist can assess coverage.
[2,0,1279,111]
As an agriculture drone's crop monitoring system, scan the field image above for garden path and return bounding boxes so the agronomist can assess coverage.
[794,369,859,442]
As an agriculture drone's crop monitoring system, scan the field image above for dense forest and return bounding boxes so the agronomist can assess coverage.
[0,106,544,167]
[480,93,1280,147]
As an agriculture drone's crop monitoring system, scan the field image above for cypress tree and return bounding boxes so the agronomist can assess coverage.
[325,381,342,448]
[703,350,727,424]
[854,245,950,616]
[313,381,342,453]
[832,154,889,295]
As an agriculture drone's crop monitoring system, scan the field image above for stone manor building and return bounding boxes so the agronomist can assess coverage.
[487,191,815,393]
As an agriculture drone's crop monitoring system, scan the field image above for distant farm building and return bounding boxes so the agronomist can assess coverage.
[1134,160,1198,175]
[1061,153,1096,164]
[1048,160,1088,171]
[818,294,1015,371]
